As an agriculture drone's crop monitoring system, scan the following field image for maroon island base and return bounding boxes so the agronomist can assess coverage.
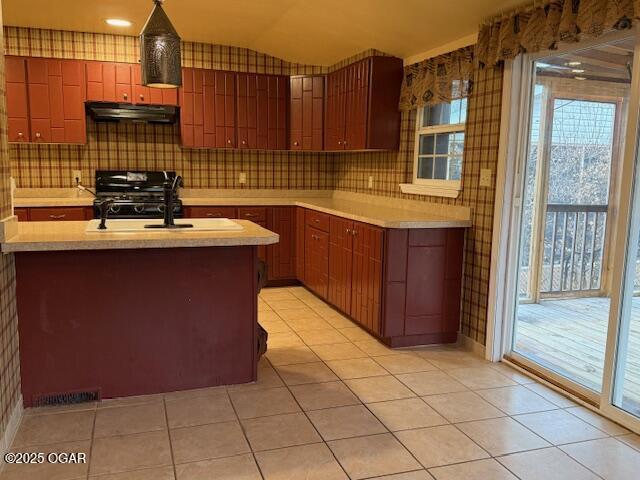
[16,246,258,407]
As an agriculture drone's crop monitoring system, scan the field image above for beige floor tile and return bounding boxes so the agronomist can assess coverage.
[396,425,488,468]
[88,466,175,480]
[324,315,358,329]
[287,317,335,332]
[367,472,434,480]
[260,289,298,301]
[94,402,166,438]
[229,387,300,419]
[311,343,368,361]
[339,327,377,342]
[13,410,95,447]
[415,350,490,370]
[268,298,308,310]
[328,433,421,480]
[261,319,293,334]
[476,385,557,415]
[565,406,629,436]
[297,329,350,346]
[457,417,550,456]
[366,398,447,431]
[514,410,608,445]
[227,360,285,391]
[326,358,389,379]
[174,453,261,480]
[258,310,283,322]
[1,440,90,480]
[429,458,517,480]
[353,340,405,357]
[497,447,600,480]
[170,420,250,464]
[258,301,272,313]
[90,430,172,476]
[447,367,517,390]
[422,391,505,423]
[277,307,323,322]
[489,363,537,384]
[290,381,360,411]
[561,438,640,480]
[98,393,165,408]
[345,376,415,403]
[312,306,347,319]
[255,443,348,480]
[307,405,386,440]
[396,371,467,396]
[276,361,338,385]
[524,383,577,407]
[241,412,321,451]
[373,355,437,374]
[166,392,236,428]
[265,345,320,365]
[163,386,226,402]
[267,332,305,348]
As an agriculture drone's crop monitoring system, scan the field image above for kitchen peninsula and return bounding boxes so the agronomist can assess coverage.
[2,220,279,407]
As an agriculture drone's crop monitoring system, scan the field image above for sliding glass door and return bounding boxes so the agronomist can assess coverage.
[504,31,640,430]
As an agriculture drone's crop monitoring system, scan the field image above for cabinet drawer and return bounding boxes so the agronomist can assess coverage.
[306,210,330,232]
[238,207,267,223]
[29,207,87,221]
[15,207,29,221]
[186,206,237,218]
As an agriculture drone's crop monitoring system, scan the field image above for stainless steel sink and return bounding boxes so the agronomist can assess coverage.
[85,218,244,233]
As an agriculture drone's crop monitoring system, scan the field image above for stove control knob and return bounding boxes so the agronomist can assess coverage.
[134,204,145,214]
[109,204,121,214]
[157,205,165,213]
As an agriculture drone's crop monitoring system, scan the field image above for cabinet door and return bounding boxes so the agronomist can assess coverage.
[115,63,132,103]
[351,222,383,334]
[305,225,329,299]
[29,207,88,221]
[267,207,296,281]
[86,61,117,102]
[132,64,178,105]
[295,207,306,282]
[255,74,288,150]
[236,73,257,149]
[180,67,205,147]
[215,71,236,148]
[345,59,369,150]
[27,58,86,144]
[328,216,354,314]
[325,68,346,150]
[6,56,30,142]
[185,206,237,218]
[290,76,303,150]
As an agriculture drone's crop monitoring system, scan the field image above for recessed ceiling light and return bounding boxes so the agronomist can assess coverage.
[106,19,132,27]
[572,69,585,73]
[566,61,582,66]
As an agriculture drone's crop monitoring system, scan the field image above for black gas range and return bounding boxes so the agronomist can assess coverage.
[93,170,184,219]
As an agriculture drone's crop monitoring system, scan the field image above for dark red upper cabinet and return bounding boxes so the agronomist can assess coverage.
[237,73,287,150]
[180,68,236,149]
[6,56,30,142]
[325,56,402,151]
[86,61,132,104]
[290,75,323,151]
[26,57,86,144]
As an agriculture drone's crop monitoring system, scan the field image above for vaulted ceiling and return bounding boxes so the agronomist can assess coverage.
[3,0,526,65]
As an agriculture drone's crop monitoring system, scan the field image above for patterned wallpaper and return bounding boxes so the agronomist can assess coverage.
[0,5,21,446]
[335,65,505,344]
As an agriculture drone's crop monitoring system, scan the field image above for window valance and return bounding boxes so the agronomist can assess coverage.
[399,46,475,111]
[476,0,639,68]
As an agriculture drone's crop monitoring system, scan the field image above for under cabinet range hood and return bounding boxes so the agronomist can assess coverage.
[85,102,179,124]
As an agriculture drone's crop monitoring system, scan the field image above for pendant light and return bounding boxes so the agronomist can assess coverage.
[139,0,182,88]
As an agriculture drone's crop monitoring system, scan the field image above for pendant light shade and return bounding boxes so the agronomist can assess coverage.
[140,0,182,88]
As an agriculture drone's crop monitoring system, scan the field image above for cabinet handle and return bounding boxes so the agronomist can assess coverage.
[17,132,23,139]
[139,94,144,100]
[293,141,299,146]
[244,213,257,218]
[227,139,232,144]
[241,140,247,145]
[338,141,342,145]
[35,132,41,139]
[352,230,358,236]
[123,93,128,100]
[49,214,66,220]
[346,228,351,234]
[343,140,348,146]
[206,213,221,217]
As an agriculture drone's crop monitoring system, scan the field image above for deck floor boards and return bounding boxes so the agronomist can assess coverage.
[516,297,640,413]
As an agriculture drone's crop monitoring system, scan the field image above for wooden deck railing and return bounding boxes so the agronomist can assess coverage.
[541,203,608,295]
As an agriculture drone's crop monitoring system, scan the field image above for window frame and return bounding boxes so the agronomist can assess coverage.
[400,100,467,198]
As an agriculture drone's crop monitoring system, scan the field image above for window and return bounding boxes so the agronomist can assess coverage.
[401,96,467,197]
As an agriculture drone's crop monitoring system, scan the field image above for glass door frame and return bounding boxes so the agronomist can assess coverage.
[497,29,640,432]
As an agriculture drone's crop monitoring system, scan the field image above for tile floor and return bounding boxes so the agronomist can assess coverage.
[2,286,640,479]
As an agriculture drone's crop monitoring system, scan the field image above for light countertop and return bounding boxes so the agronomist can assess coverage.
[12,189,472,229]
[2,220,279,253]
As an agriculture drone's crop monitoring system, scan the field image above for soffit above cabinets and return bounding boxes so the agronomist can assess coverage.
[3,0,526,65]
